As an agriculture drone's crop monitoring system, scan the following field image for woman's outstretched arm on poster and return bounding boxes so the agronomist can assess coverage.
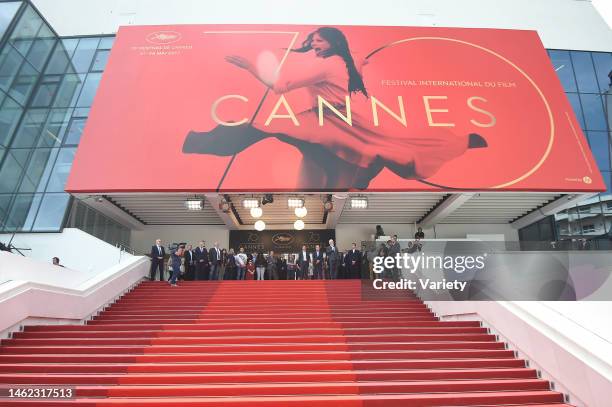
[225,55,274,88]
[225,54,329,94]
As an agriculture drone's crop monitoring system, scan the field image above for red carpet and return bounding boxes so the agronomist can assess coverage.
[0,280,572,406]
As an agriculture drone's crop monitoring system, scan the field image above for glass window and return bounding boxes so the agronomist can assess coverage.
[25,30,55,71]
[8,58,38,105]
[72,107,89,117]
[32,192,70,231]
[60,38,79,59]
[72,200,86,228]
[18,147,55,193]
[0,148,29,193]
[586,131,611,170]
[11,108,48,148]
[0,92,23,146]
[0,46,23,95]
[45,147,75,192]
[64,117,86,145]
[44,42,72,75]
[39,108,71,147]
[0,2,21,40]
[602,171,612,194]
[566,93,585,130]
[54,73,84,107]
[581,224,596,233]
[71,38,99,73]
[0,194,11,227]
[33,147,59,192]
[31,75,61,107]
[76,72,101,107]
[83,205,95,234]
[8,6,42,57]
[571,51,600,93]
[90,49,109,72]
[5,193,41,231]
[98,37,115,50]
[591,52,612,93]
[580,93,607,131]
[548,50,577,92]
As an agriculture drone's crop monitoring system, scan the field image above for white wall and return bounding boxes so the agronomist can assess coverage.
[335,222,518,249]
[32,0,612,52]
[130,225,230,255]
[427,300,612,407]
[0,252,148,338]
[0,228,133,273]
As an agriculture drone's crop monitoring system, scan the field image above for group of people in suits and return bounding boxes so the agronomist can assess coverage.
[150,240,227,282]
[149,238,365,283]
[292,240,363,280]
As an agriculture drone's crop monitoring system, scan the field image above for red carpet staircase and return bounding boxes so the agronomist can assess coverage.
[0,280,572,406]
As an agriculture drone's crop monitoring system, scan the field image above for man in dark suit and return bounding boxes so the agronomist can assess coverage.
[388,235,401,280]
[312,244,324,280]
[209,242,222,280]
[193,241,209,280]
[344,242,362,279]
[184,244,195,280]
[297,245,310,280]
[326,239,340,280]
[150,239,166,280]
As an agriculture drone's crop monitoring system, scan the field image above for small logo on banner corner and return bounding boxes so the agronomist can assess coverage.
[146,31,182,45]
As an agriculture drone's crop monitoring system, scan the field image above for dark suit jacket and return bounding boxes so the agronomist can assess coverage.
[326,246,339,264]
[184,250,195,265]
[388,241,401,257]
[209,247,222,264]
[344,249,362,268]
[297,251,310,268]
[312,250,324,269]
[194,247,209,264]
[150,245,165,261]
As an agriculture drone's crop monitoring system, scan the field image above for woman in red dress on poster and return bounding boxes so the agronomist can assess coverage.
[183,27,486,189]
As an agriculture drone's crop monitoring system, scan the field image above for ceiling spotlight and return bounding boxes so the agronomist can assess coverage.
[94,196,104,203]
[294,219,304,230]
[185,198,203,211]
[250,207,263,218]
[242,198,259,209]
[262,194,274,205]
[254,220,266,231]
[323,195,333,212]
[295,206,308,218]
[288,198,304,208]
[350,197,368,209]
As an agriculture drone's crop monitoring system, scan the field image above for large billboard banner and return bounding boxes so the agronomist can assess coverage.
[66,25,605,193]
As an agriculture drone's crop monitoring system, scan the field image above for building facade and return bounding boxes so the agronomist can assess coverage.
[0,0,610,246]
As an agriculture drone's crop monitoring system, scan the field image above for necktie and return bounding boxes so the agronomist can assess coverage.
[157,246,161,256]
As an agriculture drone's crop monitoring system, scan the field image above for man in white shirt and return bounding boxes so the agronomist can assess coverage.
[149,239,165,280]
[235,247,248,280]
[297,245,310,280]
[326,239,340,279]
[313,244,324,279]
[194,241,209,280]
[209,242,222,280]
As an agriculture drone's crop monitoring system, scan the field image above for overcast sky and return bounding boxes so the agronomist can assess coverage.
[592,0,612,28]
